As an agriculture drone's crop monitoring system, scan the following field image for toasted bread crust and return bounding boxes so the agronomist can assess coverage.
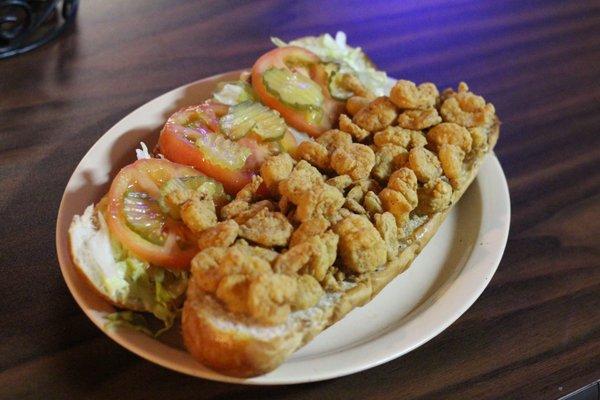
[182,121,500,377]
[182,283,302,377]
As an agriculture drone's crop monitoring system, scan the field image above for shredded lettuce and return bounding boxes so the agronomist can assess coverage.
[272,31,396,96]
[135,142,152,160]
[135,142,164,160]
[84,202,188,337]
[213,81,257,106]
[106,311,153,336]
[106,236,188,336]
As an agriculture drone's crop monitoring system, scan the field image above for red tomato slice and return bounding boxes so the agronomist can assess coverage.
[159,103,255,194]
[159,102,299,194]
[107,158,201,270]
[251,46,344,137]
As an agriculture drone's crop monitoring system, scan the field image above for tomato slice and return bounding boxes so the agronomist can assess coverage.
[107,158,203,270]
[159,101,298,194]
[251,46,345,137]
[159,103,256,194]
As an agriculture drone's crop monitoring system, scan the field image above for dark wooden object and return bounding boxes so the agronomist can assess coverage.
[0,1,598,399]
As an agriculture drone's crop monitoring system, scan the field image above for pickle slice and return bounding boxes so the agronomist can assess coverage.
[220,101,286,141]
[318,62,353,101]
[219,102,257,140]
[123,191,166,245]
[159,176,230,219]
[303,107,324,125]
[328,72,354,101]
[187,177,230,207]
[262,68,324,110]
[195,132,251,171]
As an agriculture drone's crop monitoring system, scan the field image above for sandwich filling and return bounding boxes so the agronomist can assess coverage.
[69,32,497,342]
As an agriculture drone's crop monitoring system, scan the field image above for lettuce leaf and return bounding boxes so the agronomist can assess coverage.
[105,311,153,336]
[135,142,152,160]
[272,31,396,96]
[98,212,187,336]
[213,81,257,106]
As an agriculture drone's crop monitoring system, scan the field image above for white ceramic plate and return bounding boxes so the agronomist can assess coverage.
[56,71,510,385]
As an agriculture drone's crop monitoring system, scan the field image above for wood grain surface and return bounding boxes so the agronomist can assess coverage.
[1,0,599,399]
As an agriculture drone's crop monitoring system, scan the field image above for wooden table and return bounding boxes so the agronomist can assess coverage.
[1,1,598,399]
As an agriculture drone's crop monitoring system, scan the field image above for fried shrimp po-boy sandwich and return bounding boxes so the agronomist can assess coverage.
[68,32,499,376]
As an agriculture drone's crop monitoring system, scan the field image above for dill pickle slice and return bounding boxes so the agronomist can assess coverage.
[219,101,258,140]
[318,62,353,101]
[262,68,324,110]
[191,179,230,207]
[123,191,166,245]
[195,132,251,171]
[328,72,354,101]
[159,176,230,219]
[220,101,286,141]
[244,103,287,141]
[303,107,324,125]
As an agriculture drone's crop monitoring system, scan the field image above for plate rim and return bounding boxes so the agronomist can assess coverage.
[55,72,510,385]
